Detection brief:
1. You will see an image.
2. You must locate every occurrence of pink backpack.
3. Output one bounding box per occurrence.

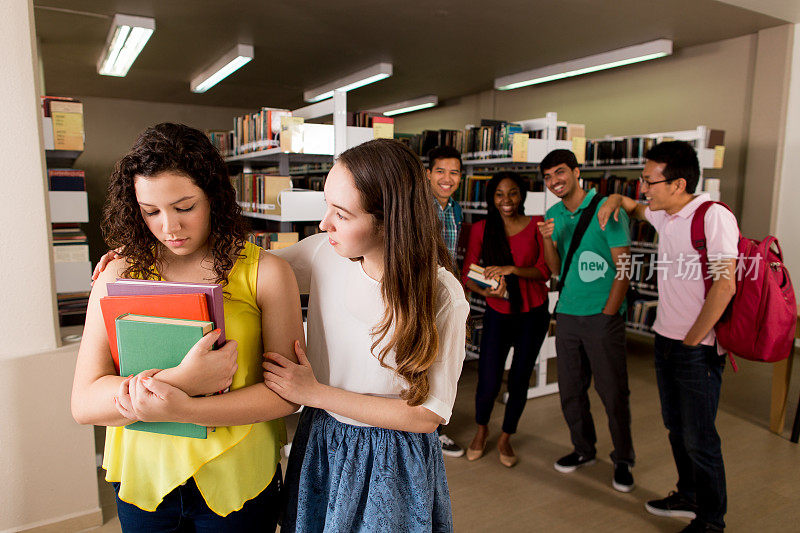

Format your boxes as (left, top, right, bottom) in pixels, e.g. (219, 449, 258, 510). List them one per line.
(691, 201, 797, 369)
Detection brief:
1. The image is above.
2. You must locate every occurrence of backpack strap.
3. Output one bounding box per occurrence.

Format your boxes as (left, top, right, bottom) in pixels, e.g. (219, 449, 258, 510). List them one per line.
(689, 199, 739, 371)
(557, 193, 603, 293)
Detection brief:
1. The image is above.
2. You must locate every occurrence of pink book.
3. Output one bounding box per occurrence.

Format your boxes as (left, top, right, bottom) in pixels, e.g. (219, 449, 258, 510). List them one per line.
(106, 279, 225, 347)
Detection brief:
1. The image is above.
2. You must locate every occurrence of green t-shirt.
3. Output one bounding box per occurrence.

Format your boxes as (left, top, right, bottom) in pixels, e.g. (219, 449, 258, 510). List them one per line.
(546, 189, 630, 316)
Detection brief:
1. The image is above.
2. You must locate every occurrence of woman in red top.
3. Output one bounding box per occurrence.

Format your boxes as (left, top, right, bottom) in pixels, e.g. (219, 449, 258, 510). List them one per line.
(462, 172, 551, 467)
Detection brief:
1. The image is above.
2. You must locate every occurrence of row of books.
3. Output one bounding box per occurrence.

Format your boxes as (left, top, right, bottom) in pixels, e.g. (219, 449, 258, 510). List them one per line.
(57, 291, 90, 319)
(231, 174, 292, 215)
(580, 174, 643, 199)
(454, 175, 491, 207)
(100, 278, 227, 439)
(626, 299, 659, 333)
(247, 231, 299, 250)
(207, 130, 234, 157)
(41, 96, 84, 152)
(222, 107, 293, 156)
(582, 129, 724, 167)
(630, 219, 659, 247)
(48, 168, 85, 191)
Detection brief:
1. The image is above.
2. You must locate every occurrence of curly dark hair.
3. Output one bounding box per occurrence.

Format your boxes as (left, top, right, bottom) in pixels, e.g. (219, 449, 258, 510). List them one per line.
(101, 122, 248, 285)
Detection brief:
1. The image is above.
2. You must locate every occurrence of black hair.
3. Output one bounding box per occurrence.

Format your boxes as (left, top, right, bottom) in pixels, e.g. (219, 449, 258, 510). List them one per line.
(645, 141, 700, 193)
(427, 145, 462, 171)
(540, 149, 579, 174)
(481, 171, 528, 312)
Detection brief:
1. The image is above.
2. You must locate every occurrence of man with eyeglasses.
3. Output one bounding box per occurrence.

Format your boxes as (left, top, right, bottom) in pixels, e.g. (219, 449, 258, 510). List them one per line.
(427, 145, 465, 458)
(599, 141, 737, 533)
(537, 149, 636, 493)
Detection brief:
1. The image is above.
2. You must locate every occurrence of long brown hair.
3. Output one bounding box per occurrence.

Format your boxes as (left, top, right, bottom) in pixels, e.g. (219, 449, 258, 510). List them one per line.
(102, 123, 248, 284)
(337, 139, 453, 406)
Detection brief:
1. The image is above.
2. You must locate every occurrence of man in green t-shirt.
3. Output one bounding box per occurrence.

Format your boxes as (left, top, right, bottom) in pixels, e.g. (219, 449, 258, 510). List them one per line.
(538, 149, 635, 493)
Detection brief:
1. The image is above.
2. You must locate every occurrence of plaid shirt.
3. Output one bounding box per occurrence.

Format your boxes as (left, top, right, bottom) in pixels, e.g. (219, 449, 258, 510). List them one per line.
(436, 197, 463, 261)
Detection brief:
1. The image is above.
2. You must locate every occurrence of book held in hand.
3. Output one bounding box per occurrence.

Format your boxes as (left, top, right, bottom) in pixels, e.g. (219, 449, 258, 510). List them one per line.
(100, 293, 210, 372)
(467, 264, 509, 298)
(116, 314, 214, 439)
(106, 279, 225, 346)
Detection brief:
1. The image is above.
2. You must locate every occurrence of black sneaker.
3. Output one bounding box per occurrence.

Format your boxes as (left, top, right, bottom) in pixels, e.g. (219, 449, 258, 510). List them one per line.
(680, 519, 724, 532)
(438, 434, 464, 458)
(553, 452, 596, 473)
(612, 463, 634, 492)
(645, 491, 698, 519)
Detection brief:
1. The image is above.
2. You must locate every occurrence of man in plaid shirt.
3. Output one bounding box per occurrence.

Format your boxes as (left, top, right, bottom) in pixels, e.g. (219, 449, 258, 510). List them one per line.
(427, 145, 465, 457)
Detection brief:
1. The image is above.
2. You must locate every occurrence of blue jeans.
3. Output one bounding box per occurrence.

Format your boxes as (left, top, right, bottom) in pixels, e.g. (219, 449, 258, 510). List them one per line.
(113, 466, 281, 533)
(654, 334, 726, 529)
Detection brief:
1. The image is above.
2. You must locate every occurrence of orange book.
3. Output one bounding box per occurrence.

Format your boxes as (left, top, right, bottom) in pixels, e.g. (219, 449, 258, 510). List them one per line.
(99, 293, 209, 372)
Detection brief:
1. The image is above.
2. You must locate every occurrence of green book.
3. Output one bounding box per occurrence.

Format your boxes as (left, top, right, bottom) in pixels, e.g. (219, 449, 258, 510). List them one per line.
(116, 313, 214, 439)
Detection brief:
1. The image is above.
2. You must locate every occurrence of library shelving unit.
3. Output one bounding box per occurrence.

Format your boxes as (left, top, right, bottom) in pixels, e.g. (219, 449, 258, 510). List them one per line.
(42, 97, 92, 330)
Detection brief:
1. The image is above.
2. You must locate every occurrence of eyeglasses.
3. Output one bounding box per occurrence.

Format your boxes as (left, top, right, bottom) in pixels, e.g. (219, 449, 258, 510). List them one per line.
(638, 176, 676, 188)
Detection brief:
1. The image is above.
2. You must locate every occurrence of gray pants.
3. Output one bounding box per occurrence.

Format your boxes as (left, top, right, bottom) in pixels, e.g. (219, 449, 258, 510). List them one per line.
(555, 312, 635, 465)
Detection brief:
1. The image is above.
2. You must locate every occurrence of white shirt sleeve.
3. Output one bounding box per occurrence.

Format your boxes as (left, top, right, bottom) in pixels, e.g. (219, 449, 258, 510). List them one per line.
(269, 232, 327, 293)
(705, 205, 739, 260)
(421, 273, 469, 424)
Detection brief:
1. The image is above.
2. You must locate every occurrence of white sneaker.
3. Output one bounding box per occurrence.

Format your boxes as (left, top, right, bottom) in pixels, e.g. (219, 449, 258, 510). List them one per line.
(439, 434, 465, 457)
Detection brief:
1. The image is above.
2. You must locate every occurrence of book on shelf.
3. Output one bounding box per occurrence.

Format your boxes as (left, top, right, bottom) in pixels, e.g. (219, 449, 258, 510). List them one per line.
(116, 314, 212, 439)
(100, 293, 211, 371)
(47, 99, 84, 151)
(232, 107, 292, 155)
(48, 168, 85, 191)
(248, 231, 299, 250)
(207, 130, 234, 157)
(626, 299, 658, 332)
(106, 279, 226, 347)
(454, 175, 491, 207)
(231, 174, 292, 215)
(371, 115, 394, 139)
(579, 174, 643, 199)
(463, 120, 523, 160)
(57, 291, 90, 317)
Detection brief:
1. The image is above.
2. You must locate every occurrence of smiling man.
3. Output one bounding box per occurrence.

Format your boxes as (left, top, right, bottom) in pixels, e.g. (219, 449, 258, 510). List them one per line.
(426, 145, 465, 458)
(537, 149, 635, 493)
(599, 141, 737, 533)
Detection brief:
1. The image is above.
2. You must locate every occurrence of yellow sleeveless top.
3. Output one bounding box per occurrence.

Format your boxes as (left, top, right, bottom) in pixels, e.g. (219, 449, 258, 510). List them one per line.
(102, 242, 286, 515)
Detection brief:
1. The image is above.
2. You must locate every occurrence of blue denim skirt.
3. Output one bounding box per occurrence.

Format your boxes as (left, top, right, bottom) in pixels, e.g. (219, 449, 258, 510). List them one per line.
(282, 407, 454, 533)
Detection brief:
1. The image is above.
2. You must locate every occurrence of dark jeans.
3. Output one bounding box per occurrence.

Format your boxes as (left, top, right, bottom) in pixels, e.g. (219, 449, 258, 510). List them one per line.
(555, 312, 635, 465)
(475, 304, 550, 434)
(654, 334, 727, 529)
(113, 466, 282, 533)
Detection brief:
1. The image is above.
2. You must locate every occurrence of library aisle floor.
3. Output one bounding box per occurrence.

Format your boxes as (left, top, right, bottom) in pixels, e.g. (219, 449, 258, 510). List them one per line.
(92, 336, 800, 532)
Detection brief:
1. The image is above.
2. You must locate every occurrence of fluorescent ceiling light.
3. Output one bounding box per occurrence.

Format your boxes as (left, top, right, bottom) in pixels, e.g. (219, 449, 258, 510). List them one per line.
(495, 39, 673, 90)
(304, 62, 393, 103)
(97, 14, 155, 77)
(370, 95, 438, 116)
(190, 44, 254, 93)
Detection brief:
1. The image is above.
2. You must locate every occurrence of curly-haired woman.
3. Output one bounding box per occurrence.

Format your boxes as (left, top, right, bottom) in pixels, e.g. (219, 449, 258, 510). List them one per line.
(72, 123, 304, 531)
(263, 139, 469, 532)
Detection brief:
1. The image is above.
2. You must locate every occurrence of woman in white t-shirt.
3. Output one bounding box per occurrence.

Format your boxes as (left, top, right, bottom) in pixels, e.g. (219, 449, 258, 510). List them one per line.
(265, 139, 469, 532)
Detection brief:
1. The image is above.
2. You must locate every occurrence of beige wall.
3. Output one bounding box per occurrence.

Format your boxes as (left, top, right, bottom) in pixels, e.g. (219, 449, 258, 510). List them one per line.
(394, 33, 761, 222)
(741, 25, 794, 239)
(775, 24, 800, 301)
(72, 97, 252, 264)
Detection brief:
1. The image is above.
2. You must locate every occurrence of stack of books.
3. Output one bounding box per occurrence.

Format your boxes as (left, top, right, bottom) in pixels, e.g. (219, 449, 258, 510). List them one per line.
(100, 279, 227, 439)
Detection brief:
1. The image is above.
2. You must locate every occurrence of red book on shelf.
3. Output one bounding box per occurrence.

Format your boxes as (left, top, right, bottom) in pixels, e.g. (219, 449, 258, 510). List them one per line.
(100, 293, 211, 372)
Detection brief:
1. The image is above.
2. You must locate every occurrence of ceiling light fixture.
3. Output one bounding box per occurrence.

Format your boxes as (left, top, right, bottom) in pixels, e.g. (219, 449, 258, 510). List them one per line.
(370, 95, 438, 116)
(97, 14, 155, 77)
(304, 62, 393, 103)
(190, 44, 254, 93)
(495, 39, 673, 91)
